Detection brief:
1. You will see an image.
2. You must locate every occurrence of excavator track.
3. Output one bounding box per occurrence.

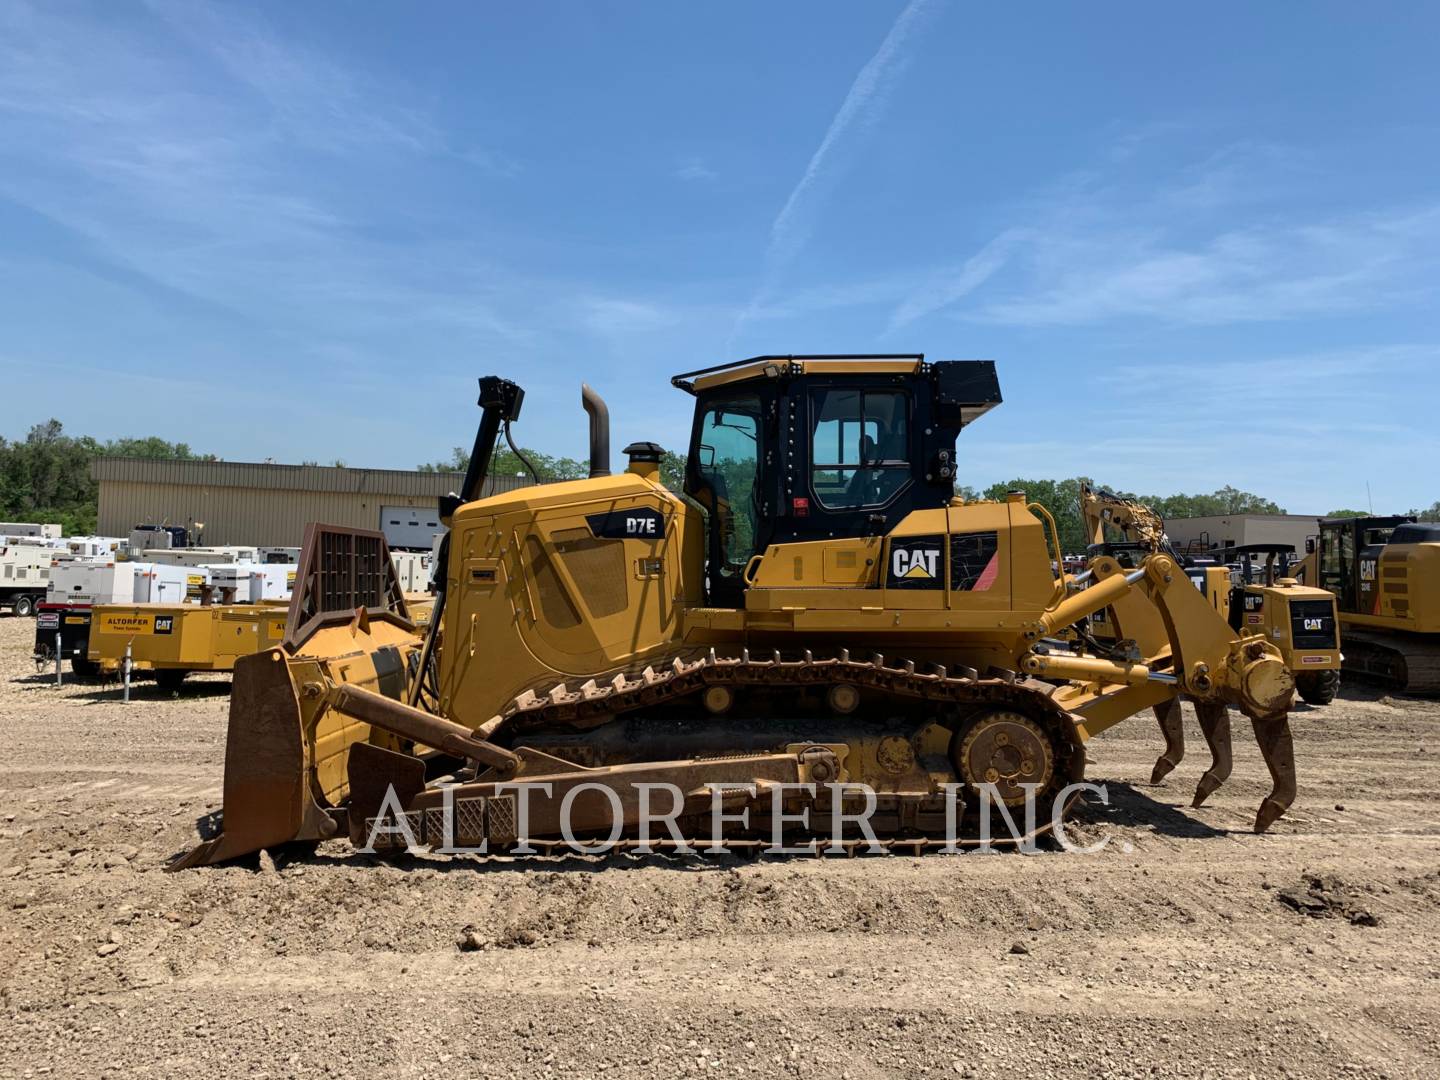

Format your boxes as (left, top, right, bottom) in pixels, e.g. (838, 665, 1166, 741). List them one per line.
(1340, 630, 1440, 693)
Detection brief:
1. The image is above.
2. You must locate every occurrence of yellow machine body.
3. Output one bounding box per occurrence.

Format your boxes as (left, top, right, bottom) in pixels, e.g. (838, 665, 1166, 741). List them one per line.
(1292, 518, 1440, 689)
(88, 602, 290, 675)
(175, 359, 1308, 868)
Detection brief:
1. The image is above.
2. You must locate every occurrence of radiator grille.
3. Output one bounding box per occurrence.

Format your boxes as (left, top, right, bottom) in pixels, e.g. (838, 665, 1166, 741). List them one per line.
(526, 536, 581, 629)
(553, 528, 628, 618)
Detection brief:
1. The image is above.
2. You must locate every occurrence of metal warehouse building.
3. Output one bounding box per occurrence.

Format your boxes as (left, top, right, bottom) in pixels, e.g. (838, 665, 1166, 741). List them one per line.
(92, 458, 531, 549)
(1166, 513, 1321, 556)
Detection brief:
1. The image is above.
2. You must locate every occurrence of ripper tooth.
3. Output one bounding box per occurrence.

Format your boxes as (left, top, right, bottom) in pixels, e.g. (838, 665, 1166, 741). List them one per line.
(1191, 702, 1233, 808)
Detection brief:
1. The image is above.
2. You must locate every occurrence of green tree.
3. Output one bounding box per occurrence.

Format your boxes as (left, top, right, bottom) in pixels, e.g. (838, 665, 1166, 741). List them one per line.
(417, 445, 588, 482)
(981, 477, 1091, 554)
(415, 447, 468, 473)
(1326, 508, 1369, 518)
(103, 436, 214, 461)
(1144, 486, 1285, 518)
(0, 420, 215, 536)
(660, 450, 688, 491)
(1410, 501, 1440, 523)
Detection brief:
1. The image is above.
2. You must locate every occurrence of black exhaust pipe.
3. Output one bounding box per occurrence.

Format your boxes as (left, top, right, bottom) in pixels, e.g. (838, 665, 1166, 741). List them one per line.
(582, 383, 611, 478)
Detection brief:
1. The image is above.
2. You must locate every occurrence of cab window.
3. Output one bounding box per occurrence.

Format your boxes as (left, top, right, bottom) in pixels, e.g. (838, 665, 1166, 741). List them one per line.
(695, 394, 762, 575)
(810, 389, 909, 509)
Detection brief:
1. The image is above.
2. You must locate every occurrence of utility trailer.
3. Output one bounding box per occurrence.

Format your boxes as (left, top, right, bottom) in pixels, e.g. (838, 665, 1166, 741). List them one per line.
(84, 563, 299, 686)
(128, 524, 193, 552)
(86, 602, 291, 688)
(143, 546, 260, 567)
(203, 563, 296, 603)
(61, 536, 126, 559)
(0, 543, 55, 616)
(390, 549, 434, 594)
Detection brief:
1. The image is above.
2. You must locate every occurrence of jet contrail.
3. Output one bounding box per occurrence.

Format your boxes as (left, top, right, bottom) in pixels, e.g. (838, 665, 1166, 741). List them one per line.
(732, 0, 937, 344)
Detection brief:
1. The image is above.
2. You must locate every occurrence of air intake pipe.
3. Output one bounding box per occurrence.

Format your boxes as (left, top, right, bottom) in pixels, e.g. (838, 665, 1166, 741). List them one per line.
(582, 383, 611, 478)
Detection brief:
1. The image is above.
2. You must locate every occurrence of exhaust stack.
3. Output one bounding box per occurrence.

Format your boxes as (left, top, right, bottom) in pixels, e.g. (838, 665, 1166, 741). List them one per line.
(582, 383, 611, 478)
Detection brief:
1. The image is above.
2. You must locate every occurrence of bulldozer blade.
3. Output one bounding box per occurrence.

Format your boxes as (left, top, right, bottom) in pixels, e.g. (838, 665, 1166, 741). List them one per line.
(347, 741, 427, 848)
(1251, 714, 1297, 833)
(1149, 698, 1185, 784)
(168, 649, 337, 870)
(1190, 702, 1233, 808)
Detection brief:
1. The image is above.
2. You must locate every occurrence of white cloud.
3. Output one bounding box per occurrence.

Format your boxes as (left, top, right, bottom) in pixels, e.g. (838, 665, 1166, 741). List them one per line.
(963, 344, 1440, 513)
(143, 0, 441, 155)
(674, 157, 716, 182)
(762, 0, 936, 272)
(0, 0, 533, 351)
(968, 204, 1440, 327)
(878, 135, 1440, 331)
(887, 228, 1030, 331)
(580, 297, 678, 336)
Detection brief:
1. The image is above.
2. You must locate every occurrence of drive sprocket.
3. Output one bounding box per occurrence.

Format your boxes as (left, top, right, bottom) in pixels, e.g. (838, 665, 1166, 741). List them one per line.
(953, 709, 1057, 806)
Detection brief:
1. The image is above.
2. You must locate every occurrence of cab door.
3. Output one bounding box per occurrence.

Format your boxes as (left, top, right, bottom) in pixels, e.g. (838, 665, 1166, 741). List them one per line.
(1319, 522, 1358, 614)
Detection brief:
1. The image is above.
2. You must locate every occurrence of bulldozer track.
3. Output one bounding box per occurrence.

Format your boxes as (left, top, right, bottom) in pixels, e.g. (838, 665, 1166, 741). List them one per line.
(428, 648, 1093, 852)
(494, 647, 1085, 749)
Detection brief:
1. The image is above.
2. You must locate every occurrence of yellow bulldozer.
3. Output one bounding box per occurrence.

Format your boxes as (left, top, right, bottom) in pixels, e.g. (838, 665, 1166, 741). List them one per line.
(174, 356, 1303, 868)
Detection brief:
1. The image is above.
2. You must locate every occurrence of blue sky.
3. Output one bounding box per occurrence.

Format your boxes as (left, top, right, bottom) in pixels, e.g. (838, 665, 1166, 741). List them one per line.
(3, 1, 1437, 513)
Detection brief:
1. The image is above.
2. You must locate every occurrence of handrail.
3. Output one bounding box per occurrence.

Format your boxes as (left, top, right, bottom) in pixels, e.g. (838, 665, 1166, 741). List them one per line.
(743, 554, 764, 586)
(1028, 501, 1066, 602)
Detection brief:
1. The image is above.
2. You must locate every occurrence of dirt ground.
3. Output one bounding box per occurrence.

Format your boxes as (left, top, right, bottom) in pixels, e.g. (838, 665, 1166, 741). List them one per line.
(2, 615, 1438, 1080)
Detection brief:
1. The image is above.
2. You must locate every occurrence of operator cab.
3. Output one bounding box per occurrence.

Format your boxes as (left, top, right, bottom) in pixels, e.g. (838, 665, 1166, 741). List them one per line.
(672, 355, 1001, 606)
(1317, 514, 1414, 615)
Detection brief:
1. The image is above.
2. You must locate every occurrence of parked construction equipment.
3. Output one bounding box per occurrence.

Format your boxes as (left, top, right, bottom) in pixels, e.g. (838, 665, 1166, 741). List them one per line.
(1079, 487, 1340, 699)
(1223, 544, 1340, 705)
(175, 357, 1305, 869)
(1291, 515, 1440, 691)
(86, 601, 290, 688)
(34, 561, 193, 675)
(0, 543, 54, 617)
(0, 522, 62, 539)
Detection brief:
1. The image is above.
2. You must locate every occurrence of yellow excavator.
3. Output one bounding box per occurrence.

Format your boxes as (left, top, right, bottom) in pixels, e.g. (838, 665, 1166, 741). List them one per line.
(174, 356, 1302, 868)
(1291, 515, 1440, 691)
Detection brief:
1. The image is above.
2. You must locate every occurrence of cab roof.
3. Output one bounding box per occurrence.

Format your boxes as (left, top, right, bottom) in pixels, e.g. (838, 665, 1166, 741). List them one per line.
(671, 354, 926, 395)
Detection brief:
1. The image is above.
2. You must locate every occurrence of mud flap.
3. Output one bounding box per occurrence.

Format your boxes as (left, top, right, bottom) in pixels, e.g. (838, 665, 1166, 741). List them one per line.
(168, 649, 337, 869)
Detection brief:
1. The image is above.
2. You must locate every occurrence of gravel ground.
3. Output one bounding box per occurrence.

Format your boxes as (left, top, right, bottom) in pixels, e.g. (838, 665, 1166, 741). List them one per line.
(2, 614, 1438, 1079)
